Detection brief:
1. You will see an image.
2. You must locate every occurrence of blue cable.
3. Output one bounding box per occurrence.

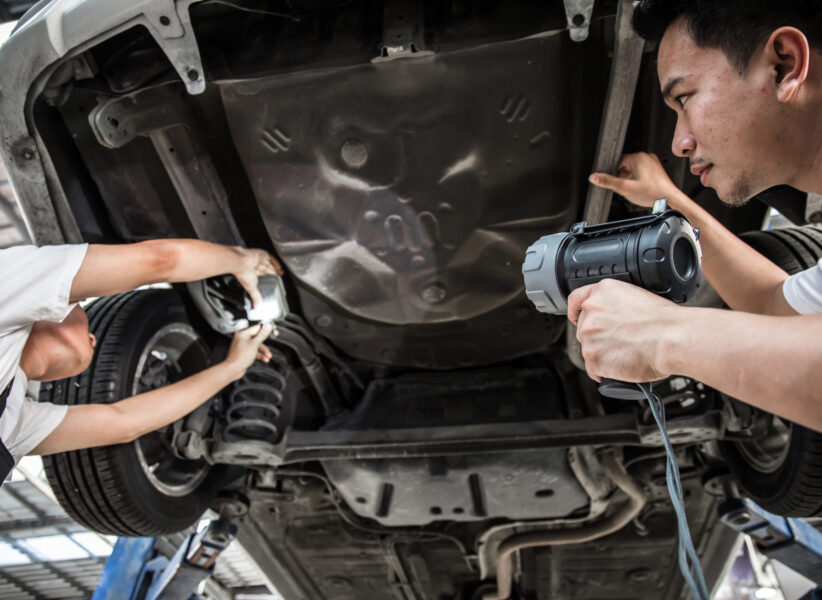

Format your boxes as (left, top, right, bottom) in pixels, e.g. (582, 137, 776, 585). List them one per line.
(637, 382, 710, 600)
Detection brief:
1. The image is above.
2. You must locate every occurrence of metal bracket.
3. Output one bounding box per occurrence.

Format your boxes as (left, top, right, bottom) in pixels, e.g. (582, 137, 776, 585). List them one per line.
(563, 0, 596, 42)
(143, 519, 236, 600)
(373, 1, 433, 63)
(637, 411, 724, 446)
(88, 86, 243, 245)
(141, 0, 205, 95)
(719, 497, 822, 584)
(476, 446, 612, 579)
(88, 87, 190, 149)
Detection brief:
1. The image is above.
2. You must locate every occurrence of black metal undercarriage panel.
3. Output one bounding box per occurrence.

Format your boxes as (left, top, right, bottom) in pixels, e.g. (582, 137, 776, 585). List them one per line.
(222, 31, 602, 368)
(223, 35, 578, 322)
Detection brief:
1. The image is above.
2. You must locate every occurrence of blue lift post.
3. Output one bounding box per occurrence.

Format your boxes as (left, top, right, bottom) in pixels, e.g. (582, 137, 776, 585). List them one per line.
(92, 519, 237, 600)
(718, 497, 822, 593)
(93, 537, 157, 600)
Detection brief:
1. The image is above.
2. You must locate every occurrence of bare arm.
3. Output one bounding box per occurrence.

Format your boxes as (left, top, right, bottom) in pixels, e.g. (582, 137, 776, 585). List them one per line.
(590, 153, 795, 315)
(31, 324, 273, 455)
(71, 239, 283, 307)
(660, 308, 822, 429)
(568, 279, 822, 431)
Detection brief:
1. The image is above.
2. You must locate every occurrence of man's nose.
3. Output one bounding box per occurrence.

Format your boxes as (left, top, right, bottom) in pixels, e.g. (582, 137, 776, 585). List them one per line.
(672, 117, 696, 157)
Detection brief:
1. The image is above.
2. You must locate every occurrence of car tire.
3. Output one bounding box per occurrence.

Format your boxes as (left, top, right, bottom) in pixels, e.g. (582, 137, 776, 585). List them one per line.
(720, 224, 822, 517)
(40, 289, 227, 536)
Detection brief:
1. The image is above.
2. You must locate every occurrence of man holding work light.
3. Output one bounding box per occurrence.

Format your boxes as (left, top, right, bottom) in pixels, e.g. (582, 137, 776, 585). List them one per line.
(574, 0, 822, 430)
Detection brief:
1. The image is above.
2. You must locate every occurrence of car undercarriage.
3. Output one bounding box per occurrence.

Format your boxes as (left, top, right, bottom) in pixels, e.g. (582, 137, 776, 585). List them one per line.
(2, 1, 822, 598)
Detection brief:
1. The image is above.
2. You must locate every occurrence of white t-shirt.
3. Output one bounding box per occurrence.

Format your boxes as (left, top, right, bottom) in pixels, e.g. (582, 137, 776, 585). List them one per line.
(0, 244, 88, 463)
(783, 259, 822, 315)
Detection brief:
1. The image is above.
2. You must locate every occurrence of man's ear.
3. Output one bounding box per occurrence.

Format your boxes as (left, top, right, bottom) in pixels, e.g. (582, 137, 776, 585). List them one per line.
(764, 26, 810, 103)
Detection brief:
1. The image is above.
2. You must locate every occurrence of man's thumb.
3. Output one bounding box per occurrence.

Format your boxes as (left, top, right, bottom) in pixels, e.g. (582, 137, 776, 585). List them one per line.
(589, 172, 621, 191)
(255, 323, 274, 340)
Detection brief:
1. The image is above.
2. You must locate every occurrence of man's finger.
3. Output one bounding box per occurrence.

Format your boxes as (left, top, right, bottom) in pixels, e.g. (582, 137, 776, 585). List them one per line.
(618, 152, 641, 170)
(588, 172, 626, 194)
(269, 256, 284, 275)
(580, 346, 602, 383)
(237, 324, 258, 339)
(567, 284, 596, 326)
(585, 364, 602, 384)
(254, 323, 274, 341)
(247, 286, 262, 309)
(575, 310, 587, 342)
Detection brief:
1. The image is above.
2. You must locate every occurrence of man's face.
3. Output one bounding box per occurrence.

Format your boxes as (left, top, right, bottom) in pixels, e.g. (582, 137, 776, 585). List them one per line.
(657, 19, 786, 205)
(22, 305, 97, 381)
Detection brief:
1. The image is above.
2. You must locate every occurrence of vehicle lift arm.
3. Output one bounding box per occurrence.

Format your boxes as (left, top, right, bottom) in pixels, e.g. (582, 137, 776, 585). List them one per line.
(92, 518, 236, 600)
(719, 497, 822, 598)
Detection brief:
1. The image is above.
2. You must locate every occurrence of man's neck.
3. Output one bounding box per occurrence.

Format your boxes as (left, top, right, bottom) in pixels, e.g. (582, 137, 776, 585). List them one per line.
(807, 134, 822, 195)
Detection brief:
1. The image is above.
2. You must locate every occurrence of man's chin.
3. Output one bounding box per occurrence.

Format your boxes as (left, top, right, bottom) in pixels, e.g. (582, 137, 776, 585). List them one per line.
(719, 194, 752, 208)
(715, 179, 755, 208)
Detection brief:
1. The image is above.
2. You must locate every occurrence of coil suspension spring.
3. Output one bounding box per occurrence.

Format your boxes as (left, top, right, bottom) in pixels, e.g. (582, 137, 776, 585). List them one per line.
(224, 348, 288, 443)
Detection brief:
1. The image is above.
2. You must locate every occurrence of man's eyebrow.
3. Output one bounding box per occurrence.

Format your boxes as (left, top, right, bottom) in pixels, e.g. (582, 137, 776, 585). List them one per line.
(661, 76, 684, 101)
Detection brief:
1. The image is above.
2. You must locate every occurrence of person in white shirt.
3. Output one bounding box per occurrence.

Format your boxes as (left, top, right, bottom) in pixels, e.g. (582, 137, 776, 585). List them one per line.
(0, 239, 281, 480)
(568, 0, 822, 432)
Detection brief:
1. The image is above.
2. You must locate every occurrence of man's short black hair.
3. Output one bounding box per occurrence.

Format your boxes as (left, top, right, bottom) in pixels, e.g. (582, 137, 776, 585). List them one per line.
(632, 0, 822, 72)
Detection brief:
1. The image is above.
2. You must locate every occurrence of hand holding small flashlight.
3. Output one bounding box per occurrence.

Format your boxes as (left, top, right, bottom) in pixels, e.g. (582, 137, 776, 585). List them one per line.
(243, 274, 289, 336)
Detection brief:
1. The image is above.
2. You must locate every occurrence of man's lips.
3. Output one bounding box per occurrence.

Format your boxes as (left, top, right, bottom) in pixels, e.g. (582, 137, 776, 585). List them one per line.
(691, 163, 713, 185)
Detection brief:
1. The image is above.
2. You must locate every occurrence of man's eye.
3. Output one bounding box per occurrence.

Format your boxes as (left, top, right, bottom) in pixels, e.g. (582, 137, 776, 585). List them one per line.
(675, 94, 689, 107)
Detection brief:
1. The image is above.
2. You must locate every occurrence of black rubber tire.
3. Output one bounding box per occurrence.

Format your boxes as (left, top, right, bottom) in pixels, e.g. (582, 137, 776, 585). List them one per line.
(40, 289, 227, 536)
(720, 224, 822, 517)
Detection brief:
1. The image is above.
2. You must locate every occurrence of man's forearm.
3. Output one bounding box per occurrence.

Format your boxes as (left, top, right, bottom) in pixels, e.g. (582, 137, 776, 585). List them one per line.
(660, 308, 822, 430)
(113, 359, 244, 442)
(149, 239, 247, 283)
(71, 239, 259, 302)
(665, 190, 794, 315)
(32, 359, 245, 455)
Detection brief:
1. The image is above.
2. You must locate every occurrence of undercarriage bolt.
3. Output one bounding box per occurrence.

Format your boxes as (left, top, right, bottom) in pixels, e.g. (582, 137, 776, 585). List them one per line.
(421, 282, 446, 303)
(728, 510, 751, 527)
(341, 139, 368, 169)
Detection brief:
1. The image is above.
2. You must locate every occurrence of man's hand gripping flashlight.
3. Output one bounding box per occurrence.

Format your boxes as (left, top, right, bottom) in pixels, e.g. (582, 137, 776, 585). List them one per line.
(522, 199, 702, 399)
